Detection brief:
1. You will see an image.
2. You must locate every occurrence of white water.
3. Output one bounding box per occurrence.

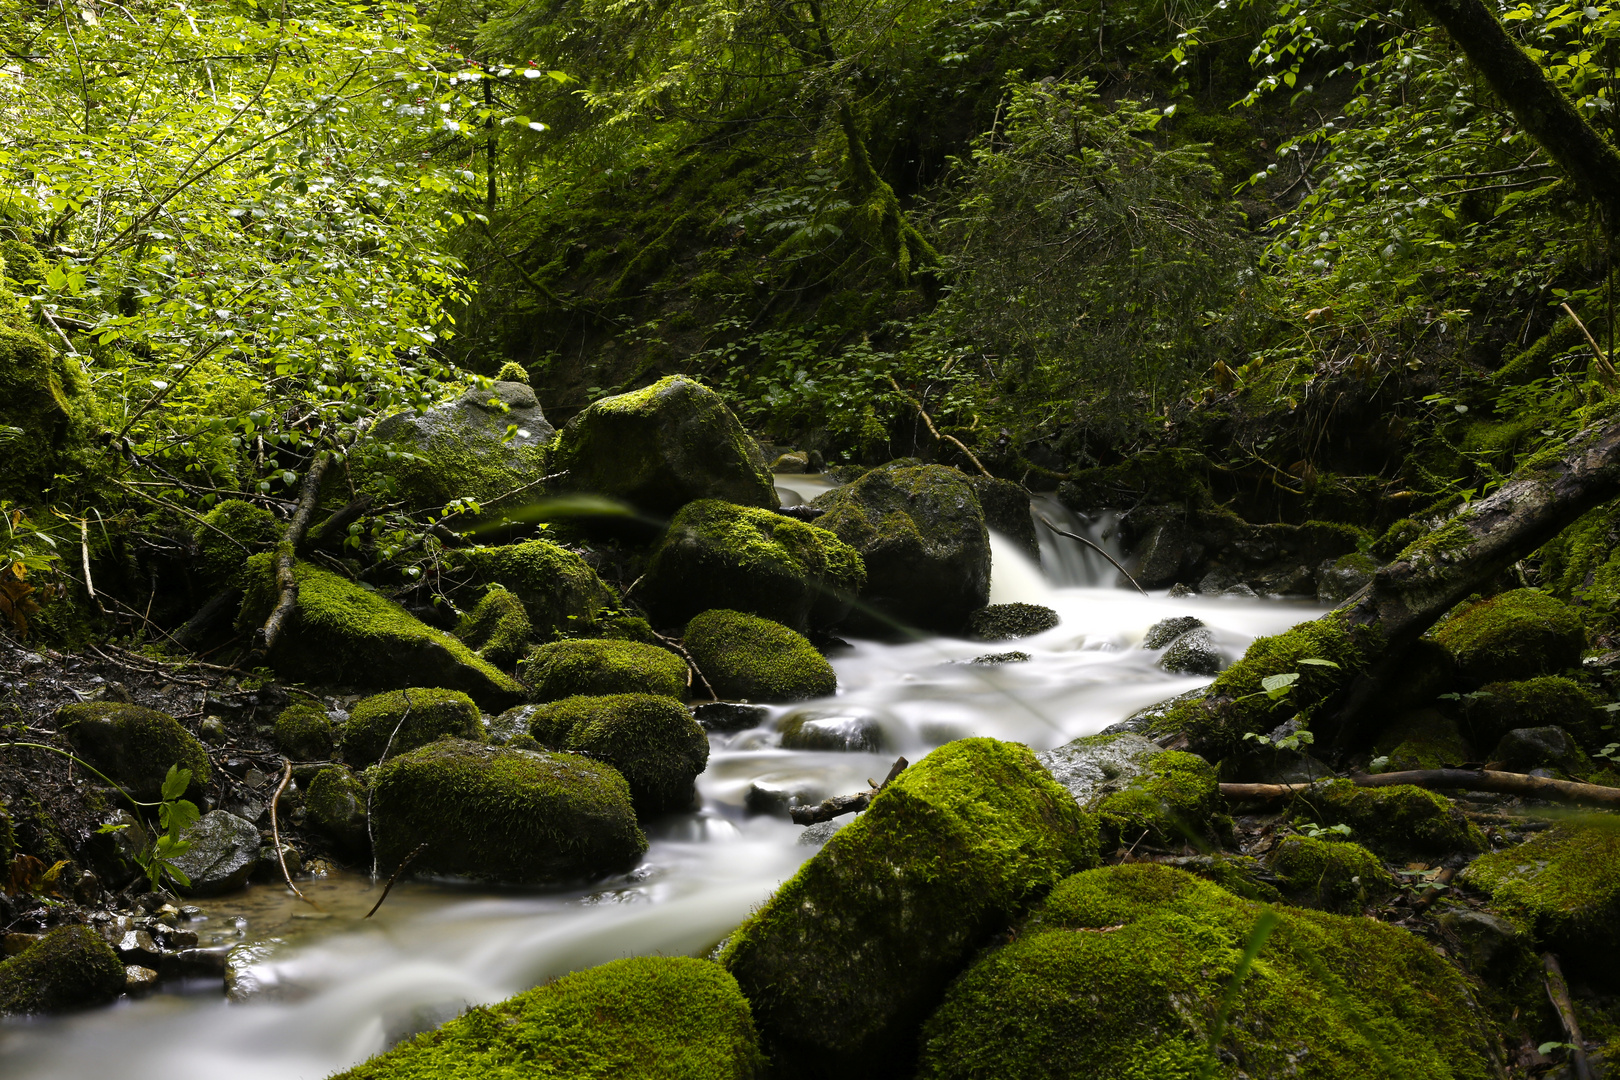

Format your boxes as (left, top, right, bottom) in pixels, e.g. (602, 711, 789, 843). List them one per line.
(0, 496, 1322, 1080)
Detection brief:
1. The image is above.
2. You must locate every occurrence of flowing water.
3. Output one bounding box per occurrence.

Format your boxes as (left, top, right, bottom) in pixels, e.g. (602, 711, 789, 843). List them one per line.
(0, 491, 1324, 1080)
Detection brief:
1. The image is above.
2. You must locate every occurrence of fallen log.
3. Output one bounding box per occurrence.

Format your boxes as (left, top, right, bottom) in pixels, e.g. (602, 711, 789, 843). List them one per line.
(790, 756, 908, 825)
(1543, 953, 1596, 1080)
(1219, 768, 1620, 809)
(251, 452, 330, 659)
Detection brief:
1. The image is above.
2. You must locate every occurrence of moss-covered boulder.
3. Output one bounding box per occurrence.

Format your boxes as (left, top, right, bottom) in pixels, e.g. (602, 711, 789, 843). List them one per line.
(1036, 732, 1167, 809)
(59, 702, 211, 800)
(778, 708, 886, 752)
(366, 379, 554, 510)
(1294, 779, 1486, 861)
(237, 554, 523, 710)
(1460, 818, 1620, 972)
(455, 587, 533, 667)
(0, 926, 125, 1016)
(332, 956, 762, 1080)
(342, 688, 483, 766)
(193, 499, 282, 590)
(1268, 834, 1396, 913)
(720, 738, 1098, 1071)
(1491, 725, 1591, 774)
(528, 694, 709, 815)
(636, 500, 865, 631)
(1373, 709, 1472, 771)
(1094, 749, 1231, 850)
(273, 701, 333, 761)
(306, 765, 370, 854)
(370, 739, 646, 884)
(1463, 675, 1605, 750)
(0, 319, 93, 501)
(1431, 588, 1585, 684)
(966, 603, 1059, 641)
(549, 375, 778, 515)
(447, 539, 618, 640)
(520, 639, 688, 702)
(916, 864, 1497, 1079)
(812, 464, 991, 633)
(684, 609, 836, 703)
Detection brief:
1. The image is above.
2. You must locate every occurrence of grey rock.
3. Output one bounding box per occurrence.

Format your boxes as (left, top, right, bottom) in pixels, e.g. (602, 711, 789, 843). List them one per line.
(693, 702, 769, 732)
(778, 709, 886, 752)
(1036, 732, 1165, 809)
(1101, 688, 1206, 738)
(967, 603, 1059, 642)
(797, 817, 856, 847)
(1160, 628, 1222, 676)
(168, 811, 260, 897)
(1316, 556, 1377, 604)
(1438, 909, 1527, 977)
(745, 775, 827, 816)
(966, 475, 1041, 561)
(373, 380, 554, 458)
(1125, 517, 1204, 590)
(486, 704, 540, 746)
(1493, 725, 1583, 772)
(254, 843, 301, 881)
(115, 929, 161, 964)
(966, 651, 1030, 666)
(224, 941, 279, 1003)
(1143, 616, 1205, 651)
(123, 965, 159, 995)
(1167, 583, 1198, 598)
(1219, 583, 1259, 599)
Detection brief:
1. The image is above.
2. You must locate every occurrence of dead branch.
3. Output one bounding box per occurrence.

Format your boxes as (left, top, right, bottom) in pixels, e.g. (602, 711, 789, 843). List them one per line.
(791, 756, 908, 825)
(652, 629, 718, 702)
(364, 842, 427, 919)
(252, 452, 330, 657)
(1559, 302, 1618, 389)
(1220, 768, 1620, 809)
(1543, 953, 1595, 1080)
(268, 759, 315, 907)
(887, 376, 993, 478)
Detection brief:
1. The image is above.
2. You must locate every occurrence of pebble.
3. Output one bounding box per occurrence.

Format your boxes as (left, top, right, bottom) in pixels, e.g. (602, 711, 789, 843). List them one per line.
(123, 965, 159, 995)
(116, 929, 162, 964)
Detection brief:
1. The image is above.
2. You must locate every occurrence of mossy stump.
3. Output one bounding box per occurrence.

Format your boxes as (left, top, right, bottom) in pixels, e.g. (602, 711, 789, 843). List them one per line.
(528, 694, 709, 815)
(0, 926, 125, 1016)
(58, 702, 211, 800)
(342, 688, 483, 766)
(684, 609, 836, 703)
(520, 639, 689, 703)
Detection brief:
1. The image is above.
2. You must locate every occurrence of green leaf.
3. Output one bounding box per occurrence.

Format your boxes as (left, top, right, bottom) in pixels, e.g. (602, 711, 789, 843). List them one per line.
(1297, 658, 1340, 668)
(1261, 672, 1300, 696)
(161, 765, 192, 802)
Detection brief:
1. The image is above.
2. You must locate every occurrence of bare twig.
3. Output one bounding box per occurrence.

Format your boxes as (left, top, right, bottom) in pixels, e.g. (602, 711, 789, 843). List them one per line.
(887, 376, 993, 478)
(1560, 302, 1619, 389)
(364, 842, 428, 920)
(652, 629, 718, 702)
(252, 453, 330, 658)
(269, 759, 315, 907)
(1543, 953, 1595, 1080)
(790, 756, 908, 825)
(1035, 512, 1148, 596)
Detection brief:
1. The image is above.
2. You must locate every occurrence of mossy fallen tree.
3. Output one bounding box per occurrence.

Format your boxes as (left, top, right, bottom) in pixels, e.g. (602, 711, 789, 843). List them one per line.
(1223, 767, 1620, 809)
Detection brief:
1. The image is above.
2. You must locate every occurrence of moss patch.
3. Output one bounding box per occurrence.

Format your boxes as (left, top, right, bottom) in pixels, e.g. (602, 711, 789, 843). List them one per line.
(520, 639, 689, 702)
(720, 737, 1098, 1071)
(273, 701, 333, 761)
(193, 499, 281, 589)
(342, 688, 483, 766)
(1431, 588, 1585, 684)
(1294, 779, 1485, 861)
(1269, 834, 1395, 913)
(332, 956, 762, 1080)
(449, 540, 617, 641)
(1539, 500, 1620, 636)
(1464, 675, 1604, 750)
(916, 864, 1496, 1080)
(1094, 750, 1231, 851)
(528, 694, 708, 815)
(370, 738, 647, 885)
(967, 603, 1060, 642)
(1373, 709, 1472, 771)
(455, 587, 533, 668)
(0, 925, 125, 1016)
(0, 318, 93, 502)
(684, 609, 836, 703)
(306, 765, 369, 854)
(58, 702, 211, 800)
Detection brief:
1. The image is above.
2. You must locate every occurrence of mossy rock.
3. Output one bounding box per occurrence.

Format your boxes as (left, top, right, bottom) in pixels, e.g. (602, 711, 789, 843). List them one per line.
(1540, 499, 1620, 636)
(1160, 627, 1222, 675)
(0, 798, 12, 869)
(1460, 817, 1620, 974)
(0, 926, 125, 1016)
(966, 603, 1059, 642)
(273, 701, 333, 761)
(1295, 779, 1485, 861)
(812, 464, 991, 633)
(193, 499, 282, 590)
(342, 688, 483, 766)
(1036, 732, 1167, 809)
(777, 708, 886, 752)
(916, 864, 1497, 1079)
(448, 540, 618, 641)
(520, 639, 689, 702)
(455, 586, 533, 668)
(306, 765, 369, 855)
(370, 738, 646, 884)
(1268, 834, 1395, 913)
(1463, 675, 1605, 750)
(528, 694, 709, 815)
(331, 956, 762, 1079)
(1431, 588, 1585, 684)
(0, 318, 94, 501)
(549, 375, 778, 515)
(684, 609, 836, 703)
(636, 500, 865, 631)
(1094, 750, 1231, 850)
(59, 702, 211, 800)
(965, 474, 1039, 560)
(720, 738, 1099, 1071)
(237, 554, 523, 711)
(1373, 709, 1472, 771)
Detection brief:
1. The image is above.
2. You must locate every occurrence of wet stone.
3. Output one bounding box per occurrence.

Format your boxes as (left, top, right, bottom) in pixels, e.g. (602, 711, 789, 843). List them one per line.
(966, 651, 1031, 666)
(746, 775, 826, 817)
(1142, 616, 1205, 650)
(1159, 628, 1222, 676)
(116, 929, 162, 964)
(693, 701, 770, 732)
(779, 709, 886, 752)
(167, 811, 261, 897)
(123, 965, 159, 995)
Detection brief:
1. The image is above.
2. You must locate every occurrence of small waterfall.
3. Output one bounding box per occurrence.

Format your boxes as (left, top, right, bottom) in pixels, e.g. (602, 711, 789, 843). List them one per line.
(1030, 496, 1126, 588)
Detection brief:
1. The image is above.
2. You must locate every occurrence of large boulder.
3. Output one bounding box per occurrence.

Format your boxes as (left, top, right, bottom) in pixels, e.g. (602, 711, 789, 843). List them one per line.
(636, 500, 865, 631)
(1036, 732, 1167, 808)
(684, 610, 836, 703)
(367, 378, 554, 510)
(964, 475, 1038, 560)
(916, 864, 1498, 1079)
(342, 688, 484, 765)
(332, 956, 762, 1080)
(59, 703, 211, 800)
(447, 539, 618, 640)
(238, 555, 523, 711)
(812, 464, 990, 633)
(306, 766, 370, 855)
(1462, 675, 1605, 750)
(720, 738, 1098, 1072)
(369, 739, 646, 884)
(167, 811, 260, 897)
(1431, 588, 1585, 685)
(520, 639, 688, 703)
(549, 375, 778, 515)
(0, 926, 125, 1016)
(528, 694, 709, 815)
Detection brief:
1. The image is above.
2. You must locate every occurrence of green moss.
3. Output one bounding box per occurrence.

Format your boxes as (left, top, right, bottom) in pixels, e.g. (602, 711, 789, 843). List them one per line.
(684, 609, 836, 703)
(0, 239, 47, 290)
(369, 738, 647, 884)
(528, 694, 708, 815)
(1374, 709, 1472, 771)
(520, 639, 688, 702)
(494, 361, 530, 384)
(193, 499, 281, 589)
(0, 926, 126, 1016)
(343, 688, 484, 766)
(273, 701, 333, 760)
(455, 587, 533, 668)
(0, 318, 92, 501)
(967, 603, 1060, 642)
(1293, 779, 1485, 860)
(1539, 500, 1620, 635)
(59, 702, 211, 800)
(916, 864, 1497, 1080)
(1269, 834, 1395, 913)
(449, 540, 617, 641)
(306, 765, 369, 854)
(1373, 518, 1426, 561)
(637, 500, 865, 631)
(1430, 588, 1585, 683)
(237, 554, 523, 710)
(549, 375, 778, 515)
(331, 956, 762, 1080)
(1463, 675, 1604, 749)
(721, 737, 1099, 1070)
(1094, 751, 1232, 851)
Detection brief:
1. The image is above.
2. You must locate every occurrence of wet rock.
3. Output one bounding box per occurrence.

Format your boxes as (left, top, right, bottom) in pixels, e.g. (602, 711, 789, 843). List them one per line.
(1267, 834, 1395, 913)
(254, 843, 302, 881)
(965, 475, 1040, 561)
(528, 694, 709, 815)
(745, 774, 827, 816)
(1158, 627, 1222, 675)
(966, 602, 1059, 641)
(58, 702, 212, 800)
(1316, 552, 1377, 604)
(813, 463, 991, 633)
(306, 766, 370, 854)
(1431, 587, 1586, 685)
(519, 639, 688, 703)
(123, 965, 159, 995)
(168, 811, 260, 897)
(115, 929, 162, 965)
(1100, 687, 1206, 739)
(797, 817, 854, 847)
(486, 704, 540, 745)
(684, 609, 836, 703)
(637, 500, 865, 631)
(1142, 615, 1204, 650)
(772, 451, 809, 473)
(342, 688, 483, 765)
(1122, 513, 1202, 590)
(0, 926, 125, 1015)
(199, 717, 227, 742)
(778, 709, 886, 752)
(692, 702, 769, 732)
(1491, 725, 1587, 773)
(549, 374, 778, 515)
(1036, 732, 1164, 808)
(966, 651, 1030, 665)
(224, 941, 278, 1003)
